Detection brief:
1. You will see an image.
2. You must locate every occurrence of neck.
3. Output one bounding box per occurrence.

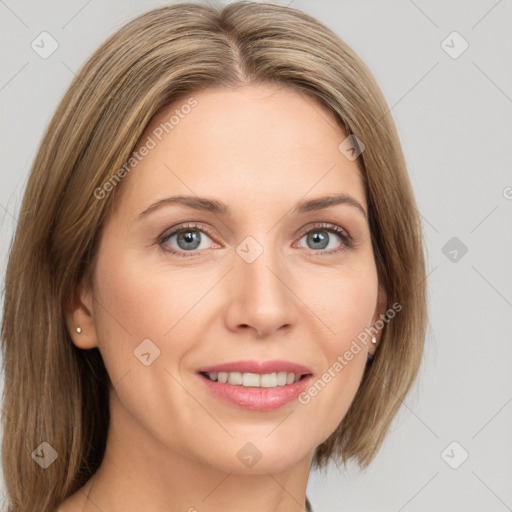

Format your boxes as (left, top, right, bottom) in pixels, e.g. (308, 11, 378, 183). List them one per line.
(80, 390, 313, 512)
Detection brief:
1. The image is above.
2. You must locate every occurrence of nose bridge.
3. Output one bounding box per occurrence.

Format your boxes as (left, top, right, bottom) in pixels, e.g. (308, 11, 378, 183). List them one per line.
(241, 246, 284, 300)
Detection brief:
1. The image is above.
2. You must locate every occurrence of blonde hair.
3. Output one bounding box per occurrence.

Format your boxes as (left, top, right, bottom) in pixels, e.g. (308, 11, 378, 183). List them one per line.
(1, 2, 427, 510)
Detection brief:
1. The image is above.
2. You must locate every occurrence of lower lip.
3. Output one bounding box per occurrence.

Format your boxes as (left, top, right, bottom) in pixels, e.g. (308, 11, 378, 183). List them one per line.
(199, 374, 312, 411)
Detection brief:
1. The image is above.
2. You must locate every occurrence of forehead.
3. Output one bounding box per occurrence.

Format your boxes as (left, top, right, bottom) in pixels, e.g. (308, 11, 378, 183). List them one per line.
(117, 83, 367, 216)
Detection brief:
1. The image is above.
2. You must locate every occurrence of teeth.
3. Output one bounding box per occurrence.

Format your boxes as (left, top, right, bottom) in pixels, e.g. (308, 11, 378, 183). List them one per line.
(260, 373, 277, 387)
(243, 373, 261, 387)
(276, 372, 287, 386)
(206, 371, 301, 388)
(227, 372, 242, 385)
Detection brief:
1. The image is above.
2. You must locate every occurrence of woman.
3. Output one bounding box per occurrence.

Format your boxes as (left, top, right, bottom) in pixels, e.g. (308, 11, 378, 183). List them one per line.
(1, 2, 427, 511)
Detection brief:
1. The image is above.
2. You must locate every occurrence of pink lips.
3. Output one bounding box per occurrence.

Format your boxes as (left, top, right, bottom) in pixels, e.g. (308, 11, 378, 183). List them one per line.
(197, 359, 313, 412)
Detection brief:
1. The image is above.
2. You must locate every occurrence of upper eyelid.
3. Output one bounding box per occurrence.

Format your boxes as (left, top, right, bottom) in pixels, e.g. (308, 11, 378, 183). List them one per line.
(161, 222, 216, 239)
(296, 222, 349, 238)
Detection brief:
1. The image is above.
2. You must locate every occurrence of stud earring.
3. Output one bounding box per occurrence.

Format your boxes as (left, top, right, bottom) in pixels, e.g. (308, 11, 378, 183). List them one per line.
(76, 327, 82, 334)
(371, 334, 376, 344)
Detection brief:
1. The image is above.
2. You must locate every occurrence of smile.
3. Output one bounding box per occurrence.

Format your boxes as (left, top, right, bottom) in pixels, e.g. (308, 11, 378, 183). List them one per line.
(197, 360, 313, 411)
(202, 371, 302, 388)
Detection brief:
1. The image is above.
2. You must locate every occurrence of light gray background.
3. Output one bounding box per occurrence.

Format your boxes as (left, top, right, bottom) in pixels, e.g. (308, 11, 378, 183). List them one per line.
(1, 1, 511, 511)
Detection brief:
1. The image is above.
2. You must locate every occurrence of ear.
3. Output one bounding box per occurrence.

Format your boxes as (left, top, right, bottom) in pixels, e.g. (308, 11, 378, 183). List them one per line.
(369, 284, 387, 355)
(65, 280, 99, 350)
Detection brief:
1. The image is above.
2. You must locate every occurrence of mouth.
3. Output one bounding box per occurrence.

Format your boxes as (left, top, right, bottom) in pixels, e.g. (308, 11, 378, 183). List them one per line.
(197, 360, 313, 411)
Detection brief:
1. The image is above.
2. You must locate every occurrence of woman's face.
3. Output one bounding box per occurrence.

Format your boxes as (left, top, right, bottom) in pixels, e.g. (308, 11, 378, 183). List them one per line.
(76, 83, 386, 474)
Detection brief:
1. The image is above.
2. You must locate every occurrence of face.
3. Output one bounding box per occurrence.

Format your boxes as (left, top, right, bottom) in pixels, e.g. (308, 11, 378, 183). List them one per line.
(71, 83, 386, 475)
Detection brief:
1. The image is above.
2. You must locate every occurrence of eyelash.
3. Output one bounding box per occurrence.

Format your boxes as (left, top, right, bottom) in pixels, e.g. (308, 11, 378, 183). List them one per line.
(158, 222, 354, 258)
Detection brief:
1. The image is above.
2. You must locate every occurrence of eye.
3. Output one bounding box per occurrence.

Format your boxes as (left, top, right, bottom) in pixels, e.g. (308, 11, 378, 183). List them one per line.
(159, 223, 218, 256)
(158, 221, 353, 258)
(295, 223, 353, 255)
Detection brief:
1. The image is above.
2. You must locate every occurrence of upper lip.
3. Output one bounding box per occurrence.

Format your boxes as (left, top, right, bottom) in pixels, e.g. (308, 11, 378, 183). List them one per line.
(197, 360, 312, 375)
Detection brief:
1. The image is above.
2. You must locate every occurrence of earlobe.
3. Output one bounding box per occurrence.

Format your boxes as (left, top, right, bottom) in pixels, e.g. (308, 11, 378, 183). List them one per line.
(369, 284, 388, 354)
(65, 281, 99, 349)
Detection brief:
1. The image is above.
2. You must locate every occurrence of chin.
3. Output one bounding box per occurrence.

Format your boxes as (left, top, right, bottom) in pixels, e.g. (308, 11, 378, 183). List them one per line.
(187, 431, 316, 475)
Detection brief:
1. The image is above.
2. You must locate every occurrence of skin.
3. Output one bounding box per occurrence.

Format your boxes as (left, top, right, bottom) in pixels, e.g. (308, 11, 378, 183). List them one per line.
(61, 83, 386, 512)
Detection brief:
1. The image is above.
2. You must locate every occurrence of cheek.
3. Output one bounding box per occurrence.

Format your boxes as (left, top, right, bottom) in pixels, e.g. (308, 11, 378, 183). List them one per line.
(89, 246, 207, 441)
(297, 323, 370, 449)
(304, 262, 379, 351)
(293, 265, 377, 442)
(89, 240, 220, 394)
(92, 241, 193, 339)
(89, 242, 173, 381)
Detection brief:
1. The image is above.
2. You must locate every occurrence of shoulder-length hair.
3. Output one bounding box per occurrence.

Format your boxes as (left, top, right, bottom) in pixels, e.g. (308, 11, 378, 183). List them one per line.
(1, 2, 427, 510)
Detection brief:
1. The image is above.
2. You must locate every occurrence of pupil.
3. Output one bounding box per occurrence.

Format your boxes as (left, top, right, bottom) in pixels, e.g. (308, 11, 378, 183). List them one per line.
(308, 231, 328, 250)
(178, 230, 201, 250)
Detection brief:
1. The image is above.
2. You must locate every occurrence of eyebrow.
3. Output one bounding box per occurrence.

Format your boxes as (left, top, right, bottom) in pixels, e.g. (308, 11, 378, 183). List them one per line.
(138, 193, 367, 219)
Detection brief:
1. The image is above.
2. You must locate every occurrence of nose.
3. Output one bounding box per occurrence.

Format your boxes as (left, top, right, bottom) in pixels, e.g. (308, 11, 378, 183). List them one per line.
(224, 244, 297, 338)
